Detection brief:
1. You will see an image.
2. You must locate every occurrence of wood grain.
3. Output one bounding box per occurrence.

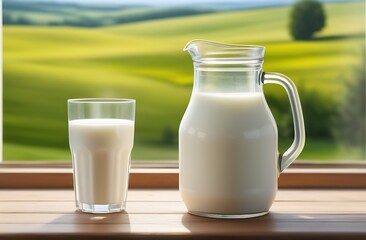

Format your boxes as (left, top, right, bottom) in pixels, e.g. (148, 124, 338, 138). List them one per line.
(0, 189, 365, 239)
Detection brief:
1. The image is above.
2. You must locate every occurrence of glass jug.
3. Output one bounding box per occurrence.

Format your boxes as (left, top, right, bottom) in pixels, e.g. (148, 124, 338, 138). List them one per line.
(179, 40, 305, 219)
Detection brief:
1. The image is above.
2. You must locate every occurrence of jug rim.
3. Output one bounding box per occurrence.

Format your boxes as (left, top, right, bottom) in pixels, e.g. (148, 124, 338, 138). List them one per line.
(184, 39, 265, 64)
(183, 39, 265, 51)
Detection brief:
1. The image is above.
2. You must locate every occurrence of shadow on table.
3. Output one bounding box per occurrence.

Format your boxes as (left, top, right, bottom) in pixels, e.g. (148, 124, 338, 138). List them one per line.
(181, 211, 277, 235)
(182, 213, 276, 239)
(182, 211, 366, 237)
(39, 209, 131, 236)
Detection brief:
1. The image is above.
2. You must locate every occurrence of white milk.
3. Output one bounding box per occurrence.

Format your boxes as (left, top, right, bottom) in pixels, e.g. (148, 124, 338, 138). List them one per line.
(69, 118, 134, 205)
(179, 92, 278, 215)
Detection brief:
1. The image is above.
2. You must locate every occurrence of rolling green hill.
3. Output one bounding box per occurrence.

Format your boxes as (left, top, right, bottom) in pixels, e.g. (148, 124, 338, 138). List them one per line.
(3, 1, 365, 161)
(3, 0, 215, 27)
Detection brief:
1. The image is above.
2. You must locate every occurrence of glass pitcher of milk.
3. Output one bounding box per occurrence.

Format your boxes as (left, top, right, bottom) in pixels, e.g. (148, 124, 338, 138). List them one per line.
(179, 40, 305, 219)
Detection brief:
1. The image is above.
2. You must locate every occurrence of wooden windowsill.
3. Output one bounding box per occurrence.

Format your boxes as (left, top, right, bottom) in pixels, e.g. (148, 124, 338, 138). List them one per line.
(0, 163, 365, 189)
(0, 189, 365, 239)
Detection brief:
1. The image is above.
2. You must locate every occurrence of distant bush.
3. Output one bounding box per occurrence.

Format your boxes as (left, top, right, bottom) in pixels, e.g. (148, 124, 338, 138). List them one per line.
(162, 126, 176, 145)
(264, 93, 293, 140)
(3, 13, 13, 24)
(3, 13, 32, 25)
(16, 16, 32, 25)
(63, 17, 103, 27)
(289, 0, 326, 40)
(266, 88, 338, 141)
(337, 56, 365, 151)
(300, 89, 338, 139)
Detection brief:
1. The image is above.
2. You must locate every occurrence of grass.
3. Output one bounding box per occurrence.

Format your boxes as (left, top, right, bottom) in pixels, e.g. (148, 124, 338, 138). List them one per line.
(3, 1, 365, 161)
(3, 142, 179, 161)
(4, 138, 364, 161)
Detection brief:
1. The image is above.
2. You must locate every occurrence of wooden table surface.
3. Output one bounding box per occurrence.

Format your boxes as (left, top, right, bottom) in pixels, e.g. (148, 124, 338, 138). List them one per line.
(0, 189, 365, 239)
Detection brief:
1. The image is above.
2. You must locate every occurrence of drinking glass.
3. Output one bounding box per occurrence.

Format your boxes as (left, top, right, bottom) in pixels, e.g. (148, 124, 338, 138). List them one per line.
(68, 98, 135, 213)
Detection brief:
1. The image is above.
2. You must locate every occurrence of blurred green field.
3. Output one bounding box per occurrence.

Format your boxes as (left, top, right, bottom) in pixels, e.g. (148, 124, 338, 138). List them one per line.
(4, 0, 215, 27)
(3, 1, 365, 161)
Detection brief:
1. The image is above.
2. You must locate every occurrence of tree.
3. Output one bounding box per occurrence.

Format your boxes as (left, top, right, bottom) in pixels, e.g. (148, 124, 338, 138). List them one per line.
(289, 0, 326, 40)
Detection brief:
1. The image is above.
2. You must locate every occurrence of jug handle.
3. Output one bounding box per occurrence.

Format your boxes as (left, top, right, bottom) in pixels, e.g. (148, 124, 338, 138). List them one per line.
(261, 72, 305, 173)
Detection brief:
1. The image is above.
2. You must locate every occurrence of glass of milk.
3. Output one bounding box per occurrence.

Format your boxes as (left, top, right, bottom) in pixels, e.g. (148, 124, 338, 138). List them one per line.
(68, 98, 135, 213)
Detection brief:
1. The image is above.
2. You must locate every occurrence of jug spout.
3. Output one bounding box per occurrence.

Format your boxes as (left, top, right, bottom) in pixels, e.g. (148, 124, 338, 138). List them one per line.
(183, 39, 265, 63)
(183, 39, 220, 61)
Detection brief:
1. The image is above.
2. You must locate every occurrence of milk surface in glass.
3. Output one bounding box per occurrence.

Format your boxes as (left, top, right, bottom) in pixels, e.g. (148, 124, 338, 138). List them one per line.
(179, 92, 278, 214)
(69, 118, 134, 207)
